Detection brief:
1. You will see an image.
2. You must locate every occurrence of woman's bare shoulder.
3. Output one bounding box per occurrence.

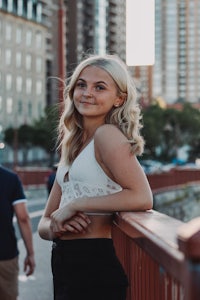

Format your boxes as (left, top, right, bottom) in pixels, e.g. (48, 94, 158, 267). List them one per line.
(94, 124, 127, 145)
(94, 124, 130, 164)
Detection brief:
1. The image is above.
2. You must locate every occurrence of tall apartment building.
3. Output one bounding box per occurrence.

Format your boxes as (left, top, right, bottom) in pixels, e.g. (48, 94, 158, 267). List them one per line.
(136, 0, 200, 106)
(64, 0, 126, 76)
(0, 0, 46, 130)
(0, 0, 126, 164)
(0, 0, 63, 164)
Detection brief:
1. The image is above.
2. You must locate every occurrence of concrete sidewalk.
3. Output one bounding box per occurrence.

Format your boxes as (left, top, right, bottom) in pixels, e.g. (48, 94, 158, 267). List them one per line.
(18, 233, 53, 300)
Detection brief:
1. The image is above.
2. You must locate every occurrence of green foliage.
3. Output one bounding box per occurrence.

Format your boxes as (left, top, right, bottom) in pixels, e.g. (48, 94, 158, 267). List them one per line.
(142, 103, 200, 162)
(18, 124, 35, 148)
(4, 127, 14, 145)
(33, 105, 59, 153)
(3, 105, 59, 165)
(3, 102, 200, 164)
(142, 104, 165, 157)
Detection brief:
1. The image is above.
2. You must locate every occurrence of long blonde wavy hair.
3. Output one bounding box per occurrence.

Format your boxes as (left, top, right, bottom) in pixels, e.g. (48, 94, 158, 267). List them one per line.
(58, 54, 144, 165)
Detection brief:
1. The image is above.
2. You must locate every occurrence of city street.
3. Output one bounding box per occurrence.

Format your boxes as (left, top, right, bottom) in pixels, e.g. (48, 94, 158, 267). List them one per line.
(15, 187, 54, 300)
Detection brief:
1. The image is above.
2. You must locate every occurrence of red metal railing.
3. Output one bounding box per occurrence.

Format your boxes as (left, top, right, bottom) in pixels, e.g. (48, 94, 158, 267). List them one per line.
(14, 168, 200, 191)
(112, 210, 200, 300)
(147, 169, 200, 191)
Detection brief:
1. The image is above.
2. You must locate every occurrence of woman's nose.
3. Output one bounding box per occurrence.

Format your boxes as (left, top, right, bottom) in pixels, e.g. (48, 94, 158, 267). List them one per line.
(83, 88, 93, 97)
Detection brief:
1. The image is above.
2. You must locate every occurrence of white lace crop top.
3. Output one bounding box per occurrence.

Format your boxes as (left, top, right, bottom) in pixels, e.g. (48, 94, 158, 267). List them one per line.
(56, 139, 122, 215)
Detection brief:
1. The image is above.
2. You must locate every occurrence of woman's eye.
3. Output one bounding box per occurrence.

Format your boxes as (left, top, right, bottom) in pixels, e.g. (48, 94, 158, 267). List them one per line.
(96, 85, 105, 91)
(76, 82, 86, 88)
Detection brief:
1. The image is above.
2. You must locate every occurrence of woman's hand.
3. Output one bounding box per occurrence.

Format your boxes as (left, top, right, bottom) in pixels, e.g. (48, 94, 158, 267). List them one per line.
(63, 212, 91, 233)
(50, 203, 76, 233)
(50, 206, 91, 235)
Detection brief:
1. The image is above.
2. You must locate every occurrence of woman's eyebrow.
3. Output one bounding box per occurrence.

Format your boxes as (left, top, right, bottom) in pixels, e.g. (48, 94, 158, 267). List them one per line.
(96, 80, 108, 86)
(77, 78, 108, 86)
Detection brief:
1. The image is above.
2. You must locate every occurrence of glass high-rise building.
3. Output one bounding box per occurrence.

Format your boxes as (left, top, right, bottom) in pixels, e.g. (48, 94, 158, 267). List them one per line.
(154, 0, 200, 104)
(135, 0, 200, 106)
(0, 0, 50, 129)
(64, 0, 126, 75)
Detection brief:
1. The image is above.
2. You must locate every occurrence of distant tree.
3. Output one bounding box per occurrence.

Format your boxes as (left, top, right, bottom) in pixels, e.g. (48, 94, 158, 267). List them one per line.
(142, 104, 165, 159)
(33, 105, 59, 166)
(142, 103, 200, 162)
(4, 127, 14, 145)
(4, 105, 60, 166)
(18, 124, 35, 164)
(178, 103, 200, 144)
(4, 124, 35, 164)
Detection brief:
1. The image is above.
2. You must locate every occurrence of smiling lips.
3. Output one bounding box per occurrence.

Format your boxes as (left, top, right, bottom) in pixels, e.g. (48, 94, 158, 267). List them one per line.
(80, 100, 95, 105)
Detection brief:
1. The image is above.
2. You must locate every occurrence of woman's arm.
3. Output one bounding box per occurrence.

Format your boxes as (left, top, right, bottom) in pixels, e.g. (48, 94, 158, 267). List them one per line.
(38, 180, 91, 240)
(50, 125, 153, 230)
(38, 180, 62, 240)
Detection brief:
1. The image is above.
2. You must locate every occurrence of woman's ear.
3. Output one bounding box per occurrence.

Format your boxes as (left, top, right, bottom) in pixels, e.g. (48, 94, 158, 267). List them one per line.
(114, 93, 126, 107)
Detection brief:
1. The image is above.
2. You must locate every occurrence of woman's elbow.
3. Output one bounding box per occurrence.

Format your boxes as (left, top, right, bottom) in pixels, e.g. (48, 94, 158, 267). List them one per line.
(37, 219, 46, 239)
(142, 192, 153, 210)
(38, 217, 54, 241)
(133, 190, 153, 211)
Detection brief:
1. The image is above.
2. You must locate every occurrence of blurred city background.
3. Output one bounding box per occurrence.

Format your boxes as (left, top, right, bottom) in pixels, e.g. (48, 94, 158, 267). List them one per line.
(0, 0, 200, 172)
(0, 0, 200, 223)
(1, 1, 200, 299)
(0, 0, 200, 217)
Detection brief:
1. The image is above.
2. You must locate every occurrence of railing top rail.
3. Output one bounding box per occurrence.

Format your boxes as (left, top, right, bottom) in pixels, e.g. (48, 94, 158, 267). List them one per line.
(114, 210, 183, 255)
(114, 210, 200, 282)
(177, 217, 200, 259)
(113, 210, 200, 300)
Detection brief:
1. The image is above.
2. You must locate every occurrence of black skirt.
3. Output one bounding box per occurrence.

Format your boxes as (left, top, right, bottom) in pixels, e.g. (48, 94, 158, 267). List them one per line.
(51, 238, 128, 300)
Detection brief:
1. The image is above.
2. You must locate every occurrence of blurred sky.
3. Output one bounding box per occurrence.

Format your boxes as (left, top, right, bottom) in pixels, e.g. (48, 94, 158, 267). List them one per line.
(126, 0, 155, 66)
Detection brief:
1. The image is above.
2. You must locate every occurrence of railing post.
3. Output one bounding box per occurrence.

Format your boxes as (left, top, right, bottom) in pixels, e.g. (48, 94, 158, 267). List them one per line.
(177, 217, 200, 300)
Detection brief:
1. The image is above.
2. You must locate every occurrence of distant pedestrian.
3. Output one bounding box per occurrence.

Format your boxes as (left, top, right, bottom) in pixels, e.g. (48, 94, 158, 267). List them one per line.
(47, 166, 57, 195)
(38, 54, 153, 300)
(0, 165, 35, 300)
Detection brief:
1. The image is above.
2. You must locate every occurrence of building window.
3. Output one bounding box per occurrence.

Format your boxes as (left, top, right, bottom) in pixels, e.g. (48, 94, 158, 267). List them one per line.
(16, 52, 22, 68)
(26, 30, 32, 47)
(5, 49, 12, 65)
(36, 31, 42, 49)
(5, 23, 12, 41)
(8, 0, 13, 12)
(16, 76, 23, 92)
(26, 78, 32, 94)
(36, 80, 42, 95)
(27, 0, 33, 19)
(36, 57, 42, 73)
(17, 0, 23, 16)
(18, 100, 22, 114)
(38, 101, 43, 116)
(28, 101, 32, 117)
(7, 97, 13, 114)
(16, 27, 22, 44)
(26, 54, 32, 70)
(6, 74, 12, 90)
(36, 3, 42, 22)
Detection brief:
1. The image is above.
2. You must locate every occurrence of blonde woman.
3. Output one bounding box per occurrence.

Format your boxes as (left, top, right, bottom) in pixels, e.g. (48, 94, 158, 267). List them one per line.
(38, 54, 153, 300)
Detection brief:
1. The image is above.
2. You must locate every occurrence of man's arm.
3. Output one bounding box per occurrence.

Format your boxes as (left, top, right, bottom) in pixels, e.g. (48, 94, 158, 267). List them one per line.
(14, 202, 35, 276)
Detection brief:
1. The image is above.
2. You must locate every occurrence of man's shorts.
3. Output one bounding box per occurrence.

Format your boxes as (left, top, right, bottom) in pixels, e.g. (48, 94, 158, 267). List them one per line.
(0, 256, 19, 300)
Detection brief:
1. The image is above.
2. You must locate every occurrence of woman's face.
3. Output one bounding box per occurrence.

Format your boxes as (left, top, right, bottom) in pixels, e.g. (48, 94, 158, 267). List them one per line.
(73, 65, 122, 121)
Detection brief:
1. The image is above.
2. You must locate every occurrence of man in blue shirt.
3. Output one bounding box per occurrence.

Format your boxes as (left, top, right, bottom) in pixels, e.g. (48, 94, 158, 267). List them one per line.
(0, 166, 35, 300)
